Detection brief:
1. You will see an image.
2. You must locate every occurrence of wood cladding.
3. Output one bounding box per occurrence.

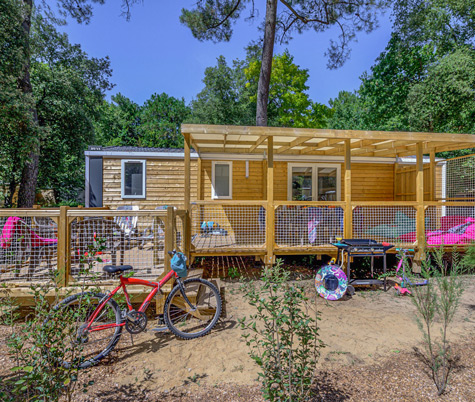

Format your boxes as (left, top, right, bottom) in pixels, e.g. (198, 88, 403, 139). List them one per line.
(102, 157, 419, 207)
(103, 158, 198, 209)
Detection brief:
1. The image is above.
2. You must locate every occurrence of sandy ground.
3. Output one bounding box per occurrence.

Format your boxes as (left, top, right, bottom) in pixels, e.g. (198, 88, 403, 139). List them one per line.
(1, 275, 474, 401)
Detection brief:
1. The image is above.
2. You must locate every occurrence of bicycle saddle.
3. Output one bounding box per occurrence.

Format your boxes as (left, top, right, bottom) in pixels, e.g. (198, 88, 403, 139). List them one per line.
(103, 265, 133, 274)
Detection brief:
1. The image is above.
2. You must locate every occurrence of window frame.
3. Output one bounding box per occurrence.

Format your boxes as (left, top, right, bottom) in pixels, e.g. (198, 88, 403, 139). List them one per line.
(212, 161, 233, 199)
(121, 159, 146, 199)
(287, 163, 341, 201)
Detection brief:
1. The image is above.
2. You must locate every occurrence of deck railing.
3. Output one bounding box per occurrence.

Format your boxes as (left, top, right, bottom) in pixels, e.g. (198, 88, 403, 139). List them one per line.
(274, 202, 345, 249)
(351, 202, 418, 245)
(0, 206, 180, 286)
(190, 201, 267, 252)
(1, 200, 474, 287)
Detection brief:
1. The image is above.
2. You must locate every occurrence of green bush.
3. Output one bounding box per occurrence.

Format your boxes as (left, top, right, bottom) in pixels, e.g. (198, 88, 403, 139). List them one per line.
(239, 259, 323, 401)
(411, 247, 466, 395)
(0, 237, 106, 401)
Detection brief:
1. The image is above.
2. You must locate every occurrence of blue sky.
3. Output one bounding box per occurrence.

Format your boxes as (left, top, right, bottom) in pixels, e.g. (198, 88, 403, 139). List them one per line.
(52, 1, 394, 107)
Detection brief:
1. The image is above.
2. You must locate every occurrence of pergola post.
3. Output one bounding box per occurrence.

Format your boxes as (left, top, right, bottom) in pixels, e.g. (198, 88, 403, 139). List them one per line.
(415, 142, 425, 272)
(184, 132, 191, 259)
(266, 136, 274, 266)
(344, 140, 352, 239)
(430, 150, 436, 201)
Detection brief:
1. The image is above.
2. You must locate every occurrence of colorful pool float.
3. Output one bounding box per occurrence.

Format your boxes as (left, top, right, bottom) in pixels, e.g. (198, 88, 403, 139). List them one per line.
(315, 264, 348, 300)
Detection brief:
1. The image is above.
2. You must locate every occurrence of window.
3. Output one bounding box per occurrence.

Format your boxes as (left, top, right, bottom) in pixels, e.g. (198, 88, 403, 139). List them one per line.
(212, 161, 232, 199)
(121, 160, 146, 199)
(288, 163, 341, 201)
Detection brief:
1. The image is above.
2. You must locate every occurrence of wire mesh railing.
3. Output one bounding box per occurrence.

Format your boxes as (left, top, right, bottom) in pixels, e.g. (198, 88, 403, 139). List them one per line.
(443, 154, 475, 201)
(352, 203, 418, 244)
(190, 201, 266, 250)
(68, 210, 169, 281)
(0, 210, 59, 283)
(274, 202, 345, 247)
(425, 202, 475, 246)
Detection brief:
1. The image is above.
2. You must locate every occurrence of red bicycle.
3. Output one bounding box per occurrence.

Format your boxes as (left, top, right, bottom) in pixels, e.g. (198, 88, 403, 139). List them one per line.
(51, 251, 222, 368)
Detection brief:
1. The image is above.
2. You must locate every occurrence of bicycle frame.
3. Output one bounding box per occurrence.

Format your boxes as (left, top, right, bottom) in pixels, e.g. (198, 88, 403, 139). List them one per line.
(86, 269, 178, 332)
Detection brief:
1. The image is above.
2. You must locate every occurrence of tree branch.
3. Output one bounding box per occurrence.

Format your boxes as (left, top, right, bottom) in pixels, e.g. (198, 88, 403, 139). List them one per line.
(208, 0, 242, 30)
(279, 0, 330, 25)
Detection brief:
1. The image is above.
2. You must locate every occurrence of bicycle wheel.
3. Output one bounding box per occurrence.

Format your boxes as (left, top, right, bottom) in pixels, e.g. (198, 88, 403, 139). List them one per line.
(164, 278, 222, 340)
(48, 292, 123, 368)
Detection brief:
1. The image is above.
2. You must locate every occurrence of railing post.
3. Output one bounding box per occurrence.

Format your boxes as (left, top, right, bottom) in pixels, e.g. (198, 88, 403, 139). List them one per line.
(184, 132, 192, 260)
(344, 140, 352, 239)
(415, 142, 425, 273)
(56, 206, 70, 287)
(164, 206, 176, 274)
(266, 136, 274, 266)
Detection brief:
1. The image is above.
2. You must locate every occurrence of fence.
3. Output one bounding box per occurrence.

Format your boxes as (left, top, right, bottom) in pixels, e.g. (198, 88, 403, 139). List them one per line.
(0, 206, 181, 286)
(190, 201, 267, 251)
(352, 203, 418, 245)
(274, 202, 345, 248)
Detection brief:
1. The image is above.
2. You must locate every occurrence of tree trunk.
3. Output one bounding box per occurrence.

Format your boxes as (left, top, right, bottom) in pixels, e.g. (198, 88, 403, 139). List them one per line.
(256, 0, 278, 127)
(17, 0, 40, 208)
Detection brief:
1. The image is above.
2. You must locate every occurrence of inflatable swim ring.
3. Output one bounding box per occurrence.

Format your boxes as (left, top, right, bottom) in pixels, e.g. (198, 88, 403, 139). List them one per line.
(315, 264, 348, 300)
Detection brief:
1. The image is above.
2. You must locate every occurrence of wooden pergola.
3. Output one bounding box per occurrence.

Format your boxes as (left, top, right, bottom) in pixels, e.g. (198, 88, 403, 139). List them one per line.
(181, 124, 475, 264)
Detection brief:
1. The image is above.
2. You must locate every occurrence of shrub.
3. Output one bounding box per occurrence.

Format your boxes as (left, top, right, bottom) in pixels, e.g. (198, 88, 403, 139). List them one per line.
(0, 236, 106, 401)
(411, 247, 466, 395)
(239, 259, 323, 401)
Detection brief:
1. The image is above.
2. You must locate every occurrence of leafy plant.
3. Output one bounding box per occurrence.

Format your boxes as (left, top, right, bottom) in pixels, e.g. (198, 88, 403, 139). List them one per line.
(411, 246, 466, 395)
(461, 243, 475, 272)
(227, 266, 240, 280)
(239, 259, 323, 401)
(0, 235, 106, 401)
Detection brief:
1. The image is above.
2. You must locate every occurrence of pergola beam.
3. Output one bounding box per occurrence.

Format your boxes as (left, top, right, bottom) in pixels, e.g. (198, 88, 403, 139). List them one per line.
(249, 135, 268, 152)
(182, 124, 475, 145)
(300, 139, 343, 154)
(276, 136, 313, 154)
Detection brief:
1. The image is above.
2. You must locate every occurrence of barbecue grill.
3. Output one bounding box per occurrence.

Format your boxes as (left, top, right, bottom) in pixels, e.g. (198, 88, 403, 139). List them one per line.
(331, 239, 394, 291)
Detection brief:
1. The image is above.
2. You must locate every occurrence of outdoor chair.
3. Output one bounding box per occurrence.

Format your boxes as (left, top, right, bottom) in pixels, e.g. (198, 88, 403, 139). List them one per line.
(70, 217, 125, 276)
(114, 205, 139, 247)
(140, 206, 167, 250)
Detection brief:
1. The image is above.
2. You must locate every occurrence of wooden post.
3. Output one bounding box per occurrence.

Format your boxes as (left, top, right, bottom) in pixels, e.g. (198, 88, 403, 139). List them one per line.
(430, 150, 436, 201)
(56, 206, 69, 287)
(415, 142, 425, 273)
(197, 157, 203, 201)
(184, 132, 191, 259)
(344, 140, 352, 239)
(266, 137, 274, 266)
(164, 206, 176, 274)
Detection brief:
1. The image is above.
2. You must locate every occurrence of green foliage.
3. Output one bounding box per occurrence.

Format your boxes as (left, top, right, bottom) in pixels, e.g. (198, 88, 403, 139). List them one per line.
(0, 237, 106, 401)
(407, 48, 475, 135)
(0, 5, 113, 205)
(189, 55, 253, 126)
(139, 93, 190, 148)
(239, 260, 323, 401)
(461, 244, 475, 271)
(190, 51, 331, 128)
(0, 0, 38, 205)
(327, 91, 366, 130)
(246, 51, 332, 128)
(393, 0, 475, 55)
(94, 94, 141, 147)
(227, 266, 240, 280)
(411, 247, 466, 395)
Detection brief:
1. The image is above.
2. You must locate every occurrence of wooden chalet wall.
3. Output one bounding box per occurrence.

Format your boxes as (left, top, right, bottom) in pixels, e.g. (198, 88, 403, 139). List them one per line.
(103, 158, 198, 209)
(395, 163, 443, 201)
(199, 160, 395, 201)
